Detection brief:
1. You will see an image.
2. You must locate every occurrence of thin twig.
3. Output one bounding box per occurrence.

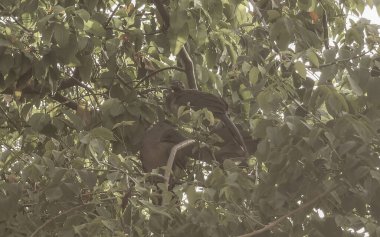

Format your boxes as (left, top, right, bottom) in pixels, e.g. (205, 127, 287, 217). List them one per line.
(308, 50, 371, 69)
(104, 3, 122, 27)
(134, 66, 185, 89)
(235, 184, 339, 237)
(152, 0, 170, 30)
(49, 93, 78, 110)
(143, 30, 163, 35)
(178, 48, 198, 89)
(11, 17, 34, 33)
(30, 198, 116, 237)
(151, 0, 198, 89)
(248, 0, 268, 29)
(0, 104, 19, 131)
(65, 69, 100, 108)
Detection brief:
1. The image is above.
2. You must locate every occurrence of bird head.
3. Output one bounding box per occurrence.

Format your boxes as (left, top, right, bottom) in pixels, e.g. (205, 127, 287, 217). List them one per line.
(170, 80, 185, 92)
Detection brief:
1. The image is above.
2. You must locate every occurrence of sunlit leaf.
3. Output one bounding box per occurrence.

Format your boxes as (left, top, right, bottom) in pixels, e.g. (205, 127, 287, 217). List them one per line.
(84, 20, 106, 37)
(294, 61, 307, 79)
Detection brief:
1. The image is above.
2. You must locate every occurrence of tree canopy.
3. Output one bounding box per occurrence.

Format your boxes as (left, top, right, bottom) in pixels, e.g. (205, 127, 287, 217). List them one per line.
(1, 0, 380, 236)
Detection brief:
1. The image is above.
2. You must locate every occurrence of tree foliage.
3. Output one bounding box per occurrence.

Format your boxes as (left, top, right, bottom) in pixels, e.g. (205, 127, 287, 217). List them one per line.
(1, 0, 380, 236)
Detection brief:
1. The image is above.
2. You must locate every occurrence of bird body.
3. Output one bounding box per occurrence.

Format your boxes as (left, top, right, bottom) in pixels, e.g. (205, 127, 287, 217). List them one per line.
(166, 81, 248, 155)
(140, 122, 189, 172)
(139, 122, 258, 172)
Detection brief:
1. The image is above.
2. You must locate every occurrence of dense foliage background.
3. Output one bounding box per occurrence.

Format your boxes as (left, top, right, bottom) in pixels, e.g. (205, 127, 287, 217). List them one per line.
(1, 0, 380, 236)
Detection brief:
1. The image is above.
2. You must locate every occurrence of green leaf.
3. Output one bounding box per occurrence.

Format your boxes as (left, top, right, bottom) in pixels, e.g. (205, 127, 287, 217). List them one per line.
(326, 91, 349, 117)
(270, 17, 292, 50)
(62, 109, 84, 130)
(285, 116, 310, 136)
(0, 53, 14, 75)
(78, 54, 93, 81)
(239, 84, 253, 101)
(235, 4, 249, 24)
(75, 9, 90, 21)
(83, 0, 99, 13)
(112, 120, 135, 129)
(73, 15, 84, 30)
(205, 47, 217, 68)
(0, 38, 11, 47)
(54, 23, 70, 47)
(257, 89, 283, 114)
(45, 187, 63, 201)
(21, 0, 38, 13)
(249, 67, 260, 85)
(367, 78, 380, 105)
(226, 42, 237, 64)
(140, 104, 157, 123)
(84, 20, 106, 37)
(22, 164, 46, 182)
(28, 113, 51, 131)
(204, 109, 215, 125)
(105, 38, 121, 56)
(77, 170, 97, 189)
(267, 10, 281, 21)
(241, 62, 251, 75)
(298, 0, 313, 11)
(101, 219, 119, 231)
(90, 127, 115, 141)
(348, 68, 370, 96)
(52, 5, 65, 14)
(139, 200, 173, 219)
(294, 61, 306, 79)
(307, 49, 319, 67)
(101, 98, 125, 117)
(196, 23, 208, 46)
(169, 24, 189, 55)
(370, 170, 380, 183)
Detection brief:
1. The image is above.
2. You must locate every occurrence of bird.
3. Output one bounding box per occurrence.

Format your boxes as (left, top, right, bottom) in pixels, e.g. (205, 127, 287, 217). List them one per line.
(165, 80, 248, 155)
(140, 121, 191, 172)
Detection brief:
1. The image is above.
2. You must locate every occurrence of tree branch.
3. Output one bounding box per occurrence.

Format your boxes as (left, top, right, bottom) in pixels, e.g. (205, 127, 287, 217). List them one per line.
(104, 3, 122, 27)
(152, 0, 198, 89)
(29, 203, 94, 237)
(134, 66, 185, 89)
(29, 198, 115, 237)
(248, 0, 268, 29)
(49, 93, 78, 110)
(236, 184, 339, 237)
(1, 85, 79, 111)
(9, 17, 34, 33)
(164, 139, 196, 190)
(308, 50, 371, 69)
(0, 104, 20, 131)
(152, 0, 170, 30)
(178, 48, 197, 89)
(65, 69, 101, 108)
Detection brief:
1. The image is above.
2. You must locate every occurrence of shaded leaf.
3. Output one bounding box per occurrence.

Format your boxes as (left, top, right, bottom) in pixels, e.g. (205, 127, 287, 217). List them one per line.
(90, 127, 115, 141)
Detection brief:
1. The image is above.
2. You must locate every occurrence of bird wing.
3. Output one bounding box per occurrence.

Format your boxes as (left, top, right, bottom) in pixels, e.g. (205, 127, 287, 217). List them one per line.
(174, 90, 228, 114)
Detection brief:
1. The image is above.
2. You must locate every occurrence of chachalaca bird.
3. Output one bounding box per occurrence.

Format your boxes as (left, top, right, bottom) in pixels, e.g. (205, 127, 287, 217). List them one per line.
(137, 122, 259, 206)
(165, 80, 248, 155)
(140, 122, 260, 172)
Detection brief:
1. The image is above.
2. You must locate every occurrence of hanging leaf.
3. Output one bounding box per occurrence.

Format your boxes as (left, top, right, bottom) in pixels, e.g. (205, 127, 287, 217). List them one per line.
(84, 20, 106, 37)
(90, 127, 115, 141)
(294, 61, 307, 79)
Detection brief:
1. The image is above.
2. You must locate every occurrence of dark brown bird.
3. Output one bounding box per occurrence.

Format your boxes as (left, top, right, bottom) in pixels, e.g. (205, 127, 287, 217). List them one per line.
(165, 80, 248, 155)
(140, 121, 191, 172)
(140, 122, 260, 174)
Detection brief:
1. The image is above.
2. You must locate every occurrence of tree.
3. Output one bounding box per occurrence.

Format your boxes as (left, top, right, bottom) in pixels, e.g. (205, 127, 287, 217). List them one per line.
(1, 0, 380, 236)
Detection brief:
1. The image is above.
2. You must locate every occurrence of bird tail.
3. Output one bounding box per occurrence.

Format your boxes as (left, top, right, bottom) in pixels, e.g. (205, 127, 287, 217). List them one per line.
(220, 115, 249, 156)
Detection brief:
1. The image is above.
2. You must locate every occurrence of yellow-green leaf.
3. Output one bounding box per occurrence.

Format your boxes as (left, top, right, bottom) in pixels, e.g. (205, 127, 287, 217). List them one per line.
(294, 61, 307, 79)
(307, 49, 319, 67)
